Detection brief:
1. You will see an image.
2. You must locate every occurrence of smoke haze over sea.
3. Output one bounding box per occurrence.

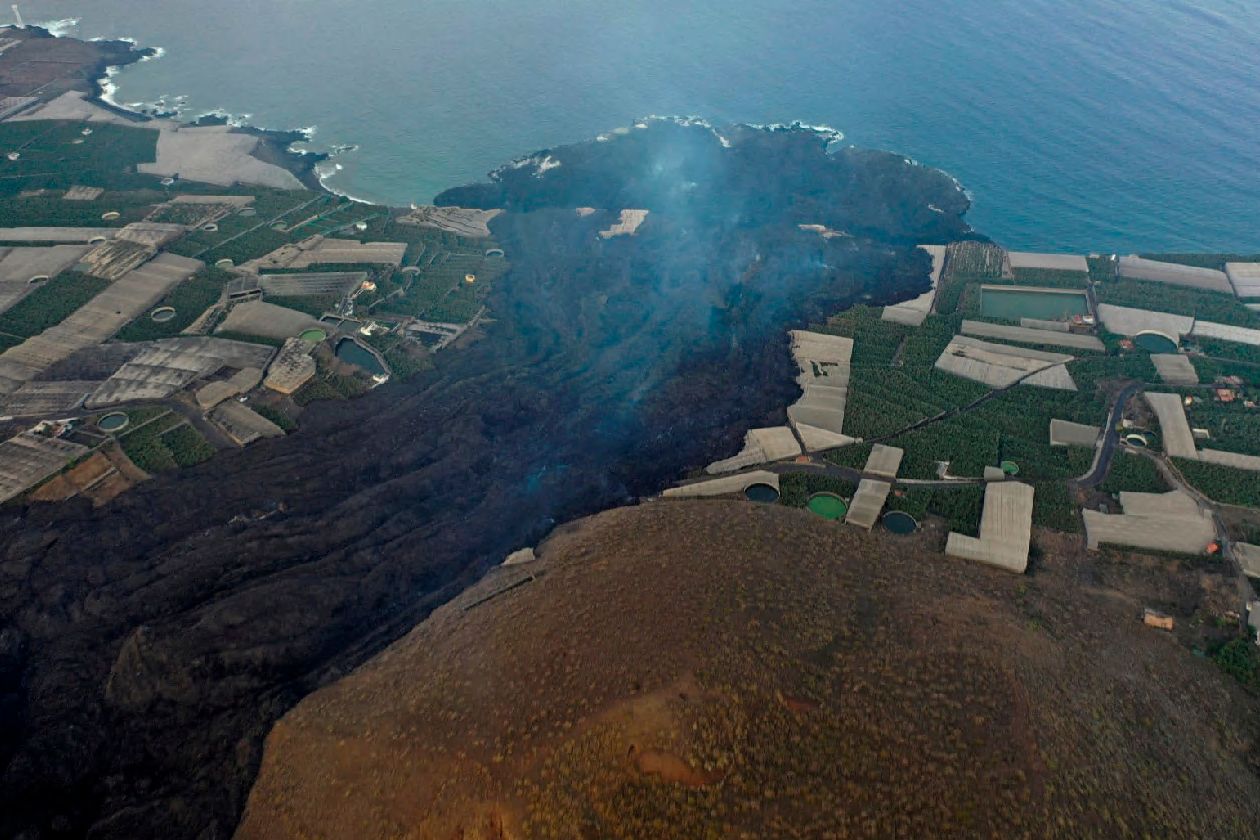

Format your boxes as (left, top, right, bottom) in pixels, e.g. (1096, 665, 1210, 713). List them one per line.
(28, 0, 1260, 253)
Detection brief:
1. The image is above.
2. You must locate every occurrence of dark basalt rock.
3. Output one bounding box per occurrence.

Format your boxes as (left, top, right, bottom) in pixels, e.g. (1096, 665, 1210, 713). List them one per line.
(0, 121, 974, 838)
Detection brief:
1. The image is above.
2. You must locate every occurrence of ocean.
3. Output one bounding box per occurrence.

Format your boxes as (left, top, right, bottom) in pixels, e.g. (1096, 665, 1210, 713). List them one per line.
(28, 0, 1260, 253)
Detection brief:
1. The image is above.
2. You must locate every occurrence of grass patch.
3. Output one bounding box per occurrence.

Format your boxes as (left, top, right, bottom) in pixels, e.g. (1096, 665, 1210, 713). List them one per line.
(1031, 481, 1081, 533)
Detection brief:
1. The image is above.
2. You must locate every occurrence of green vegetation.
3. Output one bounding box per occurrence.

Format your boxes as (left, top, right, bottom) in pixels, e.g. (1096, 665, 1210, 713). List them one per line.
(293, 355, 371, 406)
(926, 486, 985, 536)
(1140, 253, 1260, 271)
(1006, 268, 1089, 288)
(266, 293, 339, 318)
(361, 330, 432, 381)
(778, 473, 858, 508)
(117, 411, 181, 472)
(1096, 278, 1260, 328)
(1183, 398, 1260, 457)
(115, 267, 230, 341)
(884, 486, 933, 520)
(1087, 255, 1118, 282)
(823, 305, 908, 365)
(1191, 356, 1260, 388)
(1099, 452, 1169, 495)
(252, 404, 296, 432)
(1211, 637, 1260, 693)
(0, 271, 108, 341)
(161, 423, 216, 467)
(1031, 481, 1081, 532)
(0, 121, 161, 195)
(1175, 458, 1260, 508)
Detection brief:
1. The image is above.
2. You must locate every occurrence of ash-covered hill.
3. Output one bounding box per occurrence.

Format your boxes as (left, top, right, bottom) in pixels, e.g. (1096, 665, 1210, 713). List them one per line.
(238, 501, 1260, 839)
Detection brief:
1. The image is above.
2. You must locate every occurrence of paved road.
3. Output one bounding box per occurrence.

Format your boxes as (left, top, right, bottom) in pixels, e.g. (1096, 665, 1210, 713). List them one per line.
(1077, 380, 1145, 488)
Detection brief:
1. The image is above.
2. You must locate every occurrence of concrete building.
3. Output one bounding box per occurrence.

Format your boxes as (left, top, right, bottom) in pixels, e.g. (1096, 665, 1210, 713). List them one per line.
(945, 482, 1035, 573)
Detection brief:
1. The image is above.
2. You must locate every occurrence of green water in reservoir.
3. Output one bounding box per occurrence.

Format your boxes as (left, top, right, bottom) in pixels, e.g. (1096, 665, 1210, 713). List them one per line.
(299, 328, 328, 343)
(980, 287, 1089, 321)
(1134, 332, 1178, 353)
(807, 493, 848, 520)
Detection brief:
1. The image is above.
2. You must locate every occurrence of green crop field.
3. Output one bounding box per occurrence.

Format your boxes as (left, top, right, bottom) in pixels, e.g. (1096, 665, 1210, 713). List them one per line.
(1097, 278, 1260, 329)
(116, 267, 230, 341)
(0, 121, 162, 195)
(1100, 452, 1169, 495)
(1175, 458, 1260, 508)
(0, 271, 108, 341)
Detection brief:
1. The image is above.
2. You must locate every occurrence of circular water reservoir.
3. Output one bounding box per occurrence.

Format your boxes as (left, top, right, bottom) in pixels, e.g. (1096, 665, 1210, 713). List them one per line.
(238, 207, 257, 217)
(882, 511, 918, 535)
(215, 258, 234, 269)
(202, 223, 219, 232)
(101, 211, 121, 221)
(1001, 460, 1021, 476)
(1124, 432, 1149, 447)
(299, 328, 328, 343)
(744, 483, 780, 504)
(97, 412, 129, 432)
(485, 248, 505, 258)
(27, 274, 48, 285)
(1134, 332, 1178, 353)
(807, 492, 848, 520)
(151, 306, 176, 323)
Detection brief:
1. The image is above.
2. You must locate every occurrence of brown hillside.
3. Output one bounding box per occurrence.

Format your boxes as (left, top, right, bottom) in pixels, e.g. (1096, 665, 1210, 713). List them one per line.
(237, 501, 1260, 839)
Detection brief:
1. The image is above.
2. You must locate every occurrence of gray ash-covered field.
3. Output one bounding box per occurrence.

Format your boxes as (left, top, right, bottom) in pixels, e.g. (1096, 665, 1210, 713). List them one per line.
(0, 122, 972, 839)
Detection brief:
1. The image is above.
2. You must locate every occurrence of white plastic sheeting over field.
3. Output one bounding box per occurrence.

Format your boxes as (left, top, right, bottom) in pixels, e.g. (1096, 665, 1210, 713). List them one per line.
(786, 330, 857, 450)
(1145, 393, 1197, 459)
(1007, 252, 1089, 273)
(934, 335, 1076, 390)
(1150, 354, 1198, 386)
(706, 426, 801, 474)
(882, 245, 945, 327)
(960, 319, 1103, 351)
(945, 482, 1035, 573)
(1118, 256, 1232, 293)
(1083, 490, 1214, 554)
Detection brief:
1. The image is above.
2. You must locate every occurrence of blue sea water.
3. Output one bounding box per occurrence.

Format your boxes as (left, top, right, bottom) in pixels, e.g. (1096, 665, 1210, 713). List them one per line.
(29, 0, 1260, 253)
